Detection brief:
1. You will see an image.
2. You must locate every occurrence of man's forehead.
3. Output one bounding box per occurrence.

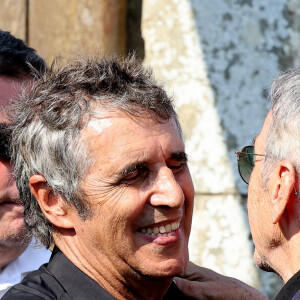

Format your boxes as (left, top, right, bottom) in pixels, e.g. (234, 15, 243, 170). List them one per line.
(85, 108, 179, 135)
(82, 112, 185, 181)
(82, 109, 182, 155)
(87, 115, 113, 135)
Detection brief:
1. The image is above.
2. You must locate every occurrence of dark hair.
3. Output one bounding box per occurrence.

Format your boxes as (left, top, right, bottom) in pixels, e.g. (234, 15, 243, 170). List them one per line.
(10, 54, 181, 247)
(0, 30, 47, 78)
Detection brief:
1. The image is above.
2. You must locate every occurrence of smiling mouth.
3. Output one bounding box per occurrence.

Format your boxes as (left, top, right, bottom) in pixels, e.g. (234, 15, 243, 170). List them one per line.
(139, 221, 180, 237)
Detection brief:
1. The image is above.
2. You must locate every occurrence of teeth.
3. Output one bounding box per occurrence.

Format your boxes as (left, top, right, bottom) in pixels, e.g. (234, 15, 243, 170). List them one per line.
(140, 221, 180, 236)
(153, 227, 159, 234)
(159, 226, 166, 233)
(171, 222, 178, 231)
(165, 224, 171, 232)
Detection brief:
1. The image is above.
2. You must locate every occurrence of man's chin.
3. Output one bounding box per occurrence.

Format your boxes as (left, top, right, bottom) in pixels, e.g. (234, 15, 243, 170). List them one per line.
(254, 250, 275, 273)
(137, 257, 187, 280)
(256, 261, 276, 273)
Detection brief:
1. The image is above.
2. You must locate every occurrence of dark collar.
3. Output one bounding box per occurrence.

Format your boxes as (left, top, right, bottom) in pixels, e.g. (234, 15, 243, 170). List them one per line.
(49, 247, 184, 299)
(48, 247, 115, 299)
(275, 270, 300, 300)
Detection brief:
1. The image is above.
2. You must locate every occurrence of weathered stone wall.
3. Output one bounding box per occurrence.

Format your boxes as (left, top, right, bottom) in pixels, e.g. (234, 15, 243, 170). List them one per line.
(0, 0, 27, 40)
(0, 0, 126, 64)
(142, 0, 300, 297)
(28, 0, 126, 63)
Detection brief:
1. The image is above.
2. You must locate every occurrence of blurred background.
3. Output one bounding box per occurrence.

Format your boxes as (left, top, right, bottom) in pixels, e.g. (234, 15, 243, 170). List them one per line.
(2, 0, 300, 297)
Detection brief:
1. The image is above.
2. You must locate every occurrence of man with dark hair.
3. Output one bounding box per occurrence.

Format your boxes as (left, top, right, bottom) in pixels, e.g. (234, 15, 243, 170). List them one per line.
(0, 30, 50, 298)
(3, 55, 194, 299)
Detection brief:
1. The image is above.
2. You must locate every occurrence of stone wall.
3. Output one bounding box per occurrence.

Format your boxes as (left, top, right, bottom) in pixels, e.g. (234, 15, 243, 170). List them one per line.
(0, 0, 126, 63)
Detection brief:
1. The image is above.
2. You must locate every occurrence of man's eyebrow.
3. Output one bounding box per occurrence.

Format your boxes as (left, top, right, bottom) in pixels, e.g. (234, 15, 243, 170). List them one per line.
(170, 151, 188, 162)
(119, 151, 187, 177)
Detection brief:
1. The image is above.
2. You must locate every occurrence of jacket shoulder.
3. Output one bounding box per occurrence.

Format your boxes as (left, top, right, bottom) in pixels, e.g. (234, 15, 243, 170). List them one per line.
(2, 266, 70, 300)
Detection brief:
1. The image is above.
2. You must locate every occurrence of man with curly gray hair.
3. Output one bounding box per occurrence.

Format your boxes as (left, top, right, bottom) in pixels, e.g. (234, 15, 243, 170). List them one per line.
(4, 55, 194, 299)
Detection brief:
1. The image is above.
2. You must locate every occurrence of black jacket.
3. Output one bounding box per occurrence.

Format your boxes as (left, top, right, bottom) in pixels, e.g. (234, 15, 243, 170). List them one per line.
(3, 247, 185, 299)
(275, 270, 300, 300)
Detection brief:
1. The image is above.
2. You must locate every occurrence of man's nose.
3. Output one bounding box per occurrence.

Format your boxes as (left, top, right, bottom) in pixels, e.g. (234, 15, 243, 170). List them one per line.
(148, 167, 184, 208)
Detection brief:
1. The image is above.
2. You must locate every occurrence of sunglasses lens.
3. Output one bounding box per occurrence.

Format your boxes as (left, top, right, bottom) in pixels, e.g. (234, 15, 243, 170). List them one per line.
(238, 146, 254, 184)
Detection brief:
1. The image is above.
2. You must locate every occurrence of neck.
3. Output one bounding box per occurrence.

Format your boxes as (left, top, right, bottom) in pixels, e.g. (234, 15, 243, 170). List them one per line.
(0, 238, 30, 269)
(267, 237, 300, 283)
(110, 273, 173, 300)
(98, 274, 173, 300)
(55, 236, 173, 300)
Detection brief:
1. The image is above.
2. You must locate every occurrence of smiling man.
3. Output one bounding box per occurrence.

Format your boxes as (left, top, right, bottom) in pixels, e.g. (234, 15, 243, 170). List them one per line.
(3, 55, 194, 299)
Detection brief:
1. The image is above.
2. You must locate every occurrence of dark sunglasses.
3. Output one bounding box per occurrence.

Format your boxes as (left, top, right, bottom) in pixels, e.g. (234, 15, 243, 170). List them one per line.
(0, 123, 12, 161)
(235, 146, 265, 184)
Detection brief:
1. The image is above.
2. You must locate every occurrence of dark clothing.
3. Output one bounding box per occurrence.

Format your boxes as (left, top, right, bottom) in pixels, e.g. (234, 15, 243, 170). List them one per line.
(275, 270, 300, 300)
(3, 247, 185, 299)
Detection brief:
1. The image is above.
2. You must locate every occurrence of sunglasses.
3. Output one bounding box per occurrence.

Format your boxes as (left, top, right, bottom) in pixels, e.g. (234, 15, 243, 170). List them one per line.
(0, 123, 11, 161)
(235, 146, 265, 184)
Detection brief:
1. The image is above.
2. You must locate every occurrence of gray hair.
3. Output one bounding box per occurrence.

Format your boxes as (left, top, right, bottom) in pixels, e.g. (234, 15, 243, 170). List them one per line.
(263, 68, 300, 187)
(9, 55, 181, 248)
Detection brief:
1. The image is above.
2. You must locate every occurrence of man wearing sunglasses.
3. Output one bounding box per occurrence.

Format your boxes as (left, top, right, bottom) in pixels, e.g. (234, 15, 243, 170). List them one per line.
(175, 69, 300, 300)
(0, 31, 50, 298)
(235, 68, 300, 299)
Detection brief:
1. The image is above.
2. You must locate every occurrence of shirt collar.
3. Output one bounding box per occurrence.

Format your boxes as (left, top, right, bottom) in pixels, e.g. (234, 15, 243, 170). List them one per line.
(48, 247, 115, 299)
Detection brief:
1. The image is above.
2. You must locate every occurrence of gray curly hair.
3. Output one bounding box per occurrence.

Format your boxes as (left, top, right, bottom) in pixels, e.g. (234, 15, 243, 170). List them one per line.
(263, 68, 300, 188)
(9, 55, 181, 248)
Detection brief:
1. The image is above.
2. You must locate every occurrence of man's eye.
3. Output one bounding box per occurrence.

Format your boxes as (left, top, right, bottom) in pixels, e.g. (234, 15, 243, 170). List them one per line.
(122, 166, 148, 183)
(168, 162, 185, 171)
(124, 170, 140, 181)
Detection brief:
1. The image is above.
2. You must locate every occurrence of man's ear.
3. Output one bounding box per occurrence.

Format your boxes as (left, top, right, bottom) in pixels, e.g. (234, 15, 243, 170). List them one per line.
(268, 160, 296, 224)
(29, 174, 74, 229)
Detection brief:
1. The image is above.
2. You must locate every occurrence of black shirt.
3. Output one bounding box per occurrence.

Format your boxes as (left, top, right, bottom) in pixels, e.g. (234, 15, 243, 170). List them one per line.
(275, 270, 300, 300)
(3, 247, 185, 299)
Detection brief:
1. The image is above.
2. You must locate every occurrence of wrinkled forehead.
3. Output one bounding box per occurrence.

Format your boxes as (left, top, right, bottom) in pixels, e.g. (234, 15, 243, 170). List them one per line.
(85, 107, 180, 135)
(80, 109, 182, 154)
